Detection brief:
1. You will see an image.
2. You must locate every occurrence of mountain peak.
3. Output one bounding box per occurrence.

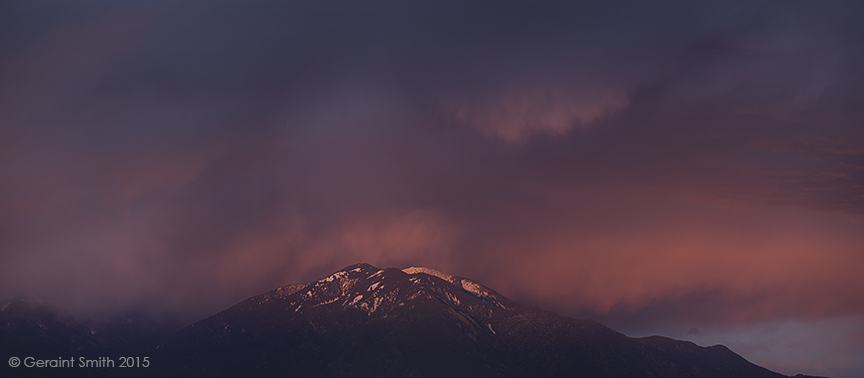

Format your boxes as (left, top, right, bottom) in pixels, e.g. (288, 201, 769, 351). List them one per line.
(402, 266, 453, 282)
(132, 263, 806, 378)
(400, 265, 513, 309)
(275, 263, 516, 316)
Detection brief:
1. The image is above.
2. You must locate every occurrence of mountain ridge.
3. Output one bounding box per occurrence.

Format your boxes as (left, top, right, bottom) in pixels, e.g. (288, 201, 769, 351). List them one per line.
(0, 263, 829, 378)
(130, 263, 818, 378)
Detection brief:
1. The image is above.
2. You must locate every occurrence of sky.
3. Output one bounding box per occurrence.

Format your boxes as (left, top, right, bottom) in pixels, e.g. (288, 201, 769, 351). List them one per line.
(1, 0, 863, 376)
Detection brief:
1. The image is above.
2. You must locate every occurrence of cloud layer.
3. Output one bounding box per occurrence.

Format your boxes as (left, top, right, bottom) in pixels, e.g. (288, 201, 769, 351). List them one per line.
(1, 1, 863, 376)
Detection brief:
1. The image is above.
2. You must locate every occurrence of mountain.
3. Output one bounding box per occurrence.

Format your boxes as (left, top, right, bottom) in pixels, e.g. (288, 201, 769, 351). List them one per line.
(131, 263, 807, 378)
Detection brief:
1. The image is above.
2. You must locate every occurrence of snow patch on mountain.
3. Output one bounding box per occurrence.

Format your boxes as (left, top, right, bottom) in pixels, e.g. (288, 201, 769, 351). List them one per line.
(322, 271, 348, 283)
(403, 266, 507, 308)
(460, 280, 489, 299)
(403, 267, 453, 282)
(406, 291, 423, 301)
(339, 278, 358, 292)
(348, 295, 363, 306)
(313, 297, 339, 308)
(446, 291, 461, 305)
(265, 283, 307, 302)
(371, 296, 384, 312)
(274, 264, 512, 317)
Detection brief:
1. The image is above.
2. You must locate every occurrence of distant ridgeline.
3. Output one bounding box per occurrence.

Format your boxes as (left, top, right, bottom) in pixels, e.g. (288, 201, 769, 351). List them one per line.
(1, 263, 830, 378)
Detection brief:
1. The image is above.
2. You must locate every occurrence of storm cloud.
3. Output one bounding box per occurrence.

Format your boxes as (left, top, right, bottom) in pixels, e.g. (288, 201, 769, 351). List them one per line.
(1, 1, 863, 376)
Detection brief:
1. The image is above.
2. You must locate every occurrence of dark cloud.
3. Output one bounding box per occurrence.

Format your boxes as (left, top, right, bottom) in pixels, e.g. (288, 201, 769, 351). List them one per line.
(1, 1, 864, 376)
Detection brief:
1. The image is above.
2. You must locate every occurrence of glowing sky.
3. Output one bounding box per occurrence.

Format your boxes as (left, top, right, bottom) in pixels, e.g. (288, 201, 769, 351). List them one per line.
(1, 1, 863, 376)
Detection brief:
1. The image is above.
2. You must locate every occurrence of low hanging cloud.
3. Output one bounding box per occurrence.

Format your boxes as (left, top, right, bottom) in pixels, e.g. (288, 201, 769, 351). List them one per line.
(302, 210, 458, 276)
(447, 83, 630, 144)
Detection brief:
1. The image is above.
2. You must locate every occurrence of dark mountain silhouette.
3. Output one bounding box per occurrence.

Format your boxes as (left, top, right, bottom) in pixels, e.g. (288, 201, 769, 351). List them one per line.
(1, 264, 829, 378)
(0, 295, 170, 377)
(135, 263, 817, 378)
